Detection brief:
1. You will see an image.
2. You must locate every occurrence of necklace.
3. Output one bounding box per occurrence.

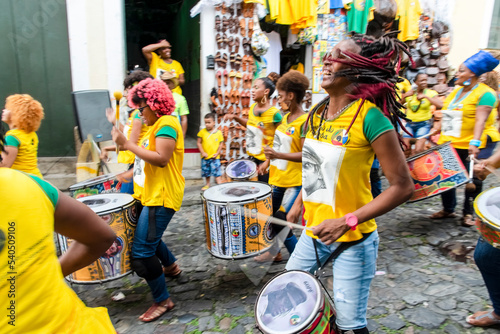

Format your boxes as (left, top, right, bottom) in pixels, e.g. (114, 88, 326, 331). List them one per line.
(324, 100, 356, 120)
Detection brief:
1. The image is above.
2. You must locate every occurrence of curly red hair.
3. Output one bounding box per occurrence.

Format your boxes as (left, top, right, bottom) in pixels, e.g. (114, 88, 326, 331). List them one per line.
(5, 94, 44, 132)
(127, 78, 175, 116)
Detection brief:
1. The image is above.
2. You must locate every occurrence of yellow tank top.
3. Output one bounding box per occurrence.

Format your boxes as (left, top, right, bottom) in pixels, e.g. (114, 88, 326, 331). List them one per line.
(246, 104, 281, 161)
(302, 100, 393, 242)
(118, 110, 149, 164)
(5, 129, 42, 178)
(269, 113, 308, 188)
(0, 168, 115, 333)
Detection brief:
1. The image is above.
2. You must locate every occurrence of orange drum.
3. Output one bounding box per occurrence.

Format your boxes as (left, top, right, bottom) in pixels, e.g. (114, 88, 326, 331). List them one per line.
(225, 159, 258, 182)
(474, 187, 500, 249)
(58, 194, 138, 283)
(201, 182, 273, 259)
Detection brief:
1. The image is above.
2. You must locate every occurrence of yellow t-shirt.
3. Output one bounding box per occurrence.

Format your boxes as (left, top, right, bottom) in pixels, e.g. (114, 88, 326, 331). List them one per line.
(302, 99, 394, 242)
(405, 89, 438, 122)
(197, 128, 224, 159)
(396, 77, 412, 98)
(133, 115, 185, 210)
(0, 168, 115, 333)
(246, 104, 282, 161)
(269, 113, 308, 188)
(438, 83, 500, 149)
(4, 129, 43, 178)
(149, 53, 184, 95)
(396, 0, 422, 41)
(117, 110, 150, 164)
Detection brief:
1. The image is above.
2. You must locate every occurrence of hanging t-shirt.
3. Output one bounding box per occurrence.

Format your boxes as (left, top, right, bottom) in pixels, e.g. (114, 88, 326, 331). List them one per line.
(246, 103, 283, 161)
(302, 99, 393, 242)
(149, 53, 185, 95)
(345, 0, 375, 34)
(331, 0, 344, 8)
(396, 0, 422, 41)
(269, 113, 308, 188)
(4, 129, 43, 178)
(263, 31, 283, 75)
(197, 128, 224, 159)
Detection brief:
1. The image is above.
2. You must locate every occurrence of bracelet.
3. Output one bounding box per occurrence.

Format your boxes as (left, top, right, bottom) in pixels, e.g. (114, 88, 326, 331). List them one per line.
(469, 139, 481, 147)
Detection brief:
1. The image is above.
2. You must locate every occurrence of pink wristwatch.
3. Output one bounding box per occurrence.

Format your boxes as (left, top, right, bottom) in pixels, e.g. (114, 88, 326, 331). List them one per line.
(345, 213, 358, 231)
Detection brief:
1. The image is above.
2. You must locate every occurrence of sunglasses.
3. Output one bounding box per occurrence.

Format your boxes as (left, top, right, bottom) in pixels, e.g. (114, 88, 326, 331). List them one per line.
(137, 105, 148, 115)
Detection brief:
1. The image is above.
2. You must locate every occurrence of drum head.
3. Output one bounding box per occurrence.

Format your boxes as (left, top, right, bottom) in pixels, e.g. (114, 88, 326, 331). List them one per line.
(203, 182, 271, 203)
(78, 193, 135, 214)
(69, 173, 116, 190)
(474, 188, 500, 227)
(255, 271, 322, 334)
(226, 159, 257, 179)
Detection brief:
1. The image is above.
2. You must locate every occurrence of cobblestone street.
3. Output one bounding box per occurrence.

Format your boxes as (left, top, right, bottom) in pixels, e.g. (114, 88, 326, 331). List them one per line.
(74, 176, 500, 334)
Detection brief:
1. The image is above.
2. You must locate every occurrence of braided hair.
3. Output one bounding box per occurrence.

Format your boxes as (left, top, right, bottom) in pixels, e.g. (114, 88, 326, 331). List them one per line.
(308, 32, 413, 143)
(0, 123, 5, 162)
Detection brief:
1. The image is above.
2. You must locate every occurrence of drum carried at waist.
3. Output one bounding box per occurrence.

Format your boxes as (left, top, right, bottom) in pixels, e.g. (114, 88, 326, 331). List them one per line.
(69, 173, 122, 199)
(255, 270, 337, 334)
(201, 182, 273, 259)
(57, 193, 138, 283)
(406, 142, 469, 202)
(474, 187, 500, 249)
(225, 159, 258, 182)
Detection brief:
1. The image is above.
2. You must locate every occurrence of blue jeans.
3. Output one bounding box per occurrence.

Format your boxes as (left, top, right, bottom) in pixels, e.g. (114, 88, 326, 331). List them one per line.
(474, 237, 500, 315)
(286, 231, 379, 331)
(403, 119, 431, 138)
(269, 186, 301, 254)
(132, 206, 177, 302)
(441, 139, 497, 214)
(120, 164, 134, 194)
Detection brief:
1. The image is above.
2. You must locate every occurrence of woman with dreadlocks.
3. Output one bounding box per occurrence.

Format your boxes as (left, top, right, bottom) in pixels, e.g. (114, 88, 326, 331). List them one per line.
(284, 34, 414, 333)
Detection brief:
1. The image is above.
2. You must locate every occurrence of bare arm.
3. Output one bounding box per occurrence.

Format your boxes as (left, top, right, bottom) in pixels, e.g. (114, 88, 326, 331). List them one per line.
(55, 193, 116, 276)
(178, 73, 185, 86)
(424, 95, 444, 109)
(142, 40, 169, 65)
(313, 130, 414, 244)
(286, 190, 303, 224)
(129, 118, 143, 145)
(264, 137, 304, 162)
(224, 114, 248, 127)
(469, 105, 492, 156)
(197, 137, 208, 158)
(0, 146, 18, 168)
(180, 115, 188, 137)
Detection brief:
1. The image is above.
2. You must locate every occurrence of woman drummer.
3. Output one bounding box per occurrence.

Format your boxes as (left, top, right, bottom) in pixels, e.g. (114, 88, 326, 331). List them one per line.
(253, 70, 309, 262)
(403, 73, 443, 156)
(430, 51, 500, 226)
(285, 34, 414, 333)
(224, 73, 282, 182)
(0, 94, 44, 178)
(112, 78, 184, 322)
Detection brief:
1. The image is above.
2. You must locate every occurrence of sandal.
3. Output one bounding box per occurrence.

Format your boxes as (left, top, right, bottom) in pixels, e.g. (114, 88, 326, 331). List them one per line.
(229, 53, 236, 70)
(221, 53, 228, 68)
(466, 310, 500, 327)
(216, 70, 222, 87)
(254, 251, 283, 263)
(430, 210, 456, 219)
(240, 19, 246, 36)
(234, 37, 240, 54)
(223, 69, 228, 86)
(139, 299, 175, 323)
(235, 88, 241, 104)
(217, 88, 223, 105)
(163, 262, 182, 278)
(235, 54, 242, 71)
(462, 214, 475, 227)
(215, 15, 221, 32)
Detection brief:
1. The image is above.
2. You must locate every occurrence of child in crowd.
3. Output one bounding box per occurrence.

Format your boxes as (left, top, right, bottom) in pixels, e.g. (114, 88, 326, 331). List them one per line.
(197, 113, 223, 190)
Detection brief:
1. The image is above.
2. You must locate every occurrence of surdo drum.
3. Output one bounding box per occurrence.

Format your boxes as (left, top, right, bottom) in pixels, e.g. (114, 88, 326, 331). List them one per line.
(474, 187, 500, 249)
(69, 173, 122, 199)
(225, 159, 258, 182)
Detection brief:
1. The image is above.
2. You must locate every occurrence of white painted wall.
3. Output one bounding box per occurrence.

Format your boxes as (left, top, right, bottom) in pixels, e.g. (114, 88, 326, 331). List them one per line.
(200, 6, 217, 130)
(66, 0, 126, 94)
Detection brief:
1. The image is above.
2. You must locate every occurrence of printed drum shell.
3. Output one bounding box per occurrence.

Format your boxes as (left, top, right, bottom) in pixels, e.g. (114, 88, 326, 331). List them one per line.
(474, 187, 500, 248)
(69, 173, 122, 199)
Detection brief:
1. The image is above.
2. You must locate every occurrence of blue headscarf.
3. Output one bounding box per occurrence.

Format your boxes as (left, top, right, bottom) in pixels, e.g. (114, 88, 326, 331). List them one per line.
(463, 50, 499, 76)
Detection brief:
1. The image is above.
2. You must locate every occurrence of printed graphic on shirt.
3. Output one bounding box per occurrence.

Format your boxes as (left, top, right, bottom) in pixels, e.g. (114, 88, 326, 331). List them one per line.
(270, 130, 292, 171)
(246, 125, 263, 155)
(441, 108, 463, 138)
(302, 139, 345, 206)
(354, 0, 366, 10)
(133, 138, 149, 187)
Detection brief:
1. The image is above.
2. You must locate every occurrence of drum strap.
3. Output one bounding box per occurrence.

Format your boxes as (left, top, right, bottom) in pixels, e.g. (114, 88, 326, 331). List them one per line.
(313, 232, 373, 271)
(147, 206, 157, 242)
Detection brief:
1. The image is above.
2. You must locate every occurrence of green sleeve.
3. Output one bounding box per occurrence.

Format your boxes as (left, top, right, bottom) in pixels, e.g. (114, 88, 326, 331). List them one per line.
(26, 174, 59, 208)
(477, 91, 497, 107)
(197, 129, 204, 138)
(363, 107, 394, 143)
(134, 111, 141, 119)
(4, 135, 20, 147)
(273, 111, 283, 123)
(155, 125, 177, 140)
(177, 96, 189, 116)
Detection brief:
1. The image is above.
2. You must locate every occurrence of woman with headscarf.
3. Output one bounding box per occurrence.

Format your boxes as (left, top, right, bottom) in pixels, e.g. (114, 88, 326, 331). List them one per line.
(430, 51, 500, 226)
(112, 78, 184, 322)
(284, 34, 414, 333)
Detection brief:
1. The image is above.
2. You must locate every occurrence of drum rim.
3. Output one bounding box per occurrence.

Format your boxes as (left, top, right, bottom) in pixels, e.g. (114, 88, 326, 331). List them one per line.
(254, 270, 324, 334)
(77, 193, 136, 214)
(69, 173, 117, 190)
(407, 178, 469, 203)
(474, 187, 500, 230)
(201, 181, 272, 204)
(226, 159, 257, 178)
(406, 141, 451, 162)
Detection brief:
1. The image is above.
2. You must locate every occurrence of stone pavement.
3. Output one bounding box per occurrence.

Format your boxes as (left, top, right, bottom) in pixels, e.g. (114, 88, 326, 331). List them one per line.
(73, 176, 500, 334)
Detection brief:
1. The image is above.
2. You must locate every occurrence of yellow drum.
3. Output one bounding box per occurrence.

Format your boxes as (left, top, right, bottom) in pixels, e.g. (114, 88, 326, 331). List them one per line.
(58, 193, 138, 283)
(474, 187, 500, 249)
(201, 182, 273, 259)
(225, 159, 258, 182)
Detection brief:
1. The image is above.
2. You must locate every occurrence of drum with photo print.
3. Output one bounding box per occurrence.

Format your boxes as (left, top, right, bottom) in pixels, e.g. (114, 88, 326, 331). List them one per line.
(474, 187, 500, 249)
(255, 270, 337, 334)
(68, 173, 122, 199)
(57, 193, 138, 283)
(201, 182, 273, 259)
(406, 142, 469, 202)
(225, 159, 258, 182)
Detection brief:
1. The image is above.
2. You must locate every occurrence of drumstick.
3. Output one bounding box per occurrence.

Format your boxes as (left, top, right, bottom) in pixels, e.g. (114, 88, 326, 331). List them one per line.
(415, 133, 432, 140)
(254, 211, 313, 232)
(472, 157, 500, 180)
(113, 91, 123, 154)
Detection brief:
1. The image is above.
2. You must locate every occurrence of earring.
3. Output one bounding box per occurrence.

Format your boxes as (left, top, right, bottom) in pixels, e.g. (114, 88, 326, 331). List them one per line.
(464, 78, 471, 86)
(262, 95, 267, 104)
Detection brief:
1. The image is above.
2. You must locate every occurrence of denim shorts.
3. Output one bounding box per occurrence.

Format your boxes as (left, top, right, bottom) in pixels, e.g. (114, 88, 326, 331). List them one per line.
(403, 120, 431, 138)
(201, 158, 222, 177)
